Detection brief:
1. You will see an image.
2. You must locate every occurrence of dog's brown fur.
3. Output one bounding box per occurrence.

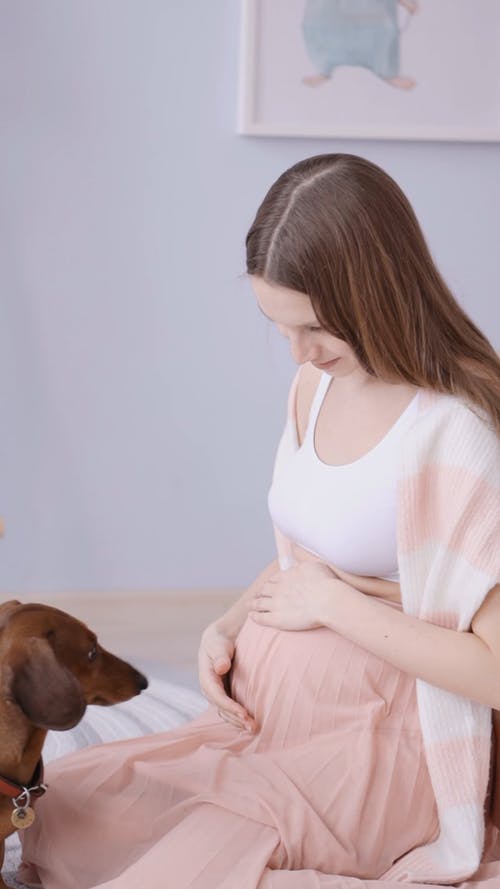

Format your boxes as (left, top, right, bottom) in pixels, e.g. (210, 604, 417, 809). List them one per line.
(0, 599, 148, 887)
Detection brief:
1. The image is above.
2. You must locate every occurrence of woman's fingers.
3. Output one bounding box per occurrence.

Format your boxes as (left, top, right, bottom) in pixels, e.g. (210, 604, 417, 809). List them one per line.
(249, 611, 282, 629)
(205, 637, 234, 675)
(216, 708, 256, 732)
(198, 627, 258, 731)
(251, 596, 272, 612)
(211, 685, 257, 731)
(217, 709, 244, 730)
(199, 655, 255, 728)
(204, 672, 256, 730)
(199, 659, 231, 706)
(213, 656, 231, 675)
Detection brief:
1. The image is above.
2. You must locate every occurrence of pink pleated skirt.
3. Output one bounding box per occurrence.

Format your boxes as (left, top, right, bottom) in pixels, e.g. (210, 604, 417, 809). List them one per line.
(19, 608, 441, 889)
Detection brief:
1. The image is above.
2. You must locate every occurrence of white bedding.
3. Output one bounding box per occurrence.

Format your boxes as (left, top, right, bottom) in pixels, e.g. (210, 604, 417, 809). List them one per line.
(2, 676, 206, 888)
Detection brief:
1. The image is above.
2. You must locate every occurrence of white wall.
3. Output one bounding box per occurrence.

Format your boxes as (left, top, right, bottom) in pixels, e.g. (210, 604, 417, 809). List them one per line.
(1, 1, 499, 594)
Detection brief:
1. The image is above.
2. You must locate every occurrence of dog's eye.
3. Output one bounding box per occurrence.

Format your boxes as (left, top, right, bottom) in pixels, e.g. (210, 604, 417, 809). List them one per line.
(87, 647, 98, 662)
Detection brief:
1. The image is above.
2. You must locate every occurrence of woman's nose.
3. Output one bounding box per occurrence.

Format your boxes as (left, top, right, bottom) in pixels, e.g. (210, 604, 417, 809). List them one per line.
(289, 333, 314, 364)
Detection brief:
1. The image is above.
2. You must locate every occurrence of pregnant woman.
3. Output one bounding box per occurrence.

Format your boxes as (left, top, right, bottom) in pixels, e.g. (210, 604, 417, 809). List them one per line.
(18, 154, 500, 888)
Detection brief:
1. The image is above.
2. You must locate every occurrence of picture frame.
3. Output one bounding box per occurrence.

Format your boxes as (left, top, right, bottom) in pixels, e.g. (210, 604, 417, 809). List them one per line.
(237, 0, 500, 142)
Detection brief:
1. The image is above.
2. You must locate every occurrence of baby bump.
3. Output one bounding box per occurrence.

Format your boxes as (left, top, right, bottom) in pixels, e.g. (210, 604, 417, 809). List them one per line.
(230, 614, 424, 746)
(229, 615, 439, 871)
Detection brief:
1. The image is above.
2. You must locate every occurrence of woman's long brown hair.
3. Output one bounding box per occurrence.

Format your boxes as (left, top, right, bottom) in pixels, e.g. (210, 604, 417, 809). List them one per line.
(246, 154, 500, 434)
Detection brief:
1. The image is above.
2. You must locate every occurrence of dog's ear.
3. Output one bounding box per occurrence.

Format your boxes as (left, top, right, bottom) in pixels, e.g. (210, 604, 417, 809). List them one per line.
(0, 600, 22, 625)
(10, 637, 86, 730)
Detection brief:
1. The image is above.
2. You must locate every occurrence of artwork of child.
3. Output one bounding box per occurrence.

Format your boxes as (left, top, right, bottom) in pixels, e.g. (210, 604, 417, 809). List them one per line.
(302, 0, 419, 90)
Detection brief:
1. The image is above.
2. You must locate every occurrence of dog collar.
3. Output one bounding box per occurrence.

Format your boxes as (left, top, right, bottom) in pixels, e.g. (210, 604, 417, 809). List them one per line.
(0, 758, 47, 802)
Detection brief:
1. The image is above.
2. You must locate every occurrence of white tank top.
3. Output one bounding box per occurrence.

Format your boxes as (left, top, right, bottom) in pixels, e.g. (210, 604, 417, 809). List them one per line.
(268, 373, 420, 582)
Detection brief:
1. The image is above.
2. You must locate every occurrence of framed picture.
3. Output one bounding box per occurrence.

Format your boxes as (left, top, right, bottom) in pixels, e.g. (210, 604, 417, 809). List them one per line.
(238, 0, 500, 142)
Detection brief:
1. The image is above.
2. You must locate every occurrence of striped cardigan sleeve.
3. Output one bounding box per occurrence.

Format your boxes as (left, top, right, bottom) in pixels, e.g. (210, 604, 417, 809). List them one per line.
(385, 393, 500, 884)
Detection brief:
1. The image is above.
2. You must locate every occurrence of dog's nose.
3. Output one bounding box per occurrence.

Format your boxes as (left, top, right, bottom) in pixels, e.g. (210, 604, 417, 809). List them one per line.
(135, 670, 149, 692)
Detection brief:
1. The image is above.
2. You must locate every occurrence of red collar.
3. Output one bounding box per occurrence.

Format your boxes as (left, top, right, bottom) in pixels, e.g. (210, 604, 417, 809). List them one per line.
(0, 759, 47, 802)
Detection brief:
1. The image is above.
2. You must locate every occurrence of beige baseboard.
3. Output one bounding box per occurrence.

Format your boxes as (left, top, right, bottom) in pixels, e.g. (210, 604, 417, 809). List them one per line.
(1, 589, 241, 675)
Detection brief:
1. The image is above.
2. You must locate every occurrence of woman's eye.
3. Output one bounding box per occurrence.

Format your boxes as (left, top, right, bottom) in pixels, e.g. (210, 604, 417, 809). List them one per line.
(87, 647, 98, 662)
(276, 325, 322, 335)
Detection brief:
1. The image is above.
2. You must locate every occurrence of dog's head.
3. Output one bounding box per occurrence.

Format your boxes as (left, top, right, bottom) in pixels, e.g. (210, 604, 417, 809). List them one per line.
(0, 600, 148, 731)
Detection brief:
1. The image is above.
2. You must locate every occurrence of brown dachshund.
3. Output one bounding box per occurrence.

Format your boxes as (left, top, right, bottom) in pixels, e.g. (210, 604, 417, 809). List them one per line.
(0, 599, 148, 888)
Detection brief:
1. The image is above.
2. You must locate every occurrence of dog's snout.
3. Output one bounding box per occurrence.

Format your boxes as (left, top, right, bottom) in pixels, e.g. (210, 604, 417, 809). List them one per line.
(135, 670, 149, 692)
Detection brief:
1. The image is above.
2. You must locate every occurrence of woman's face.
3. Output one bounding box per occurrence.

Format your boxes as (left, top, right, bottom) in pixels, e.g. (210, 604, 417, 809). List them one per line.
(250, 277, 363, 379)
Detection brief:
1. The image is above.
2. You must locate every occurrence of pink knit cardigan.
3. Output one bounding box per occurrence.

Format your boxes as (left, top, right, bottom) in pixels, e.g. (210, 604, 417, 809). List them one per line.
(271, 371, 500, 884)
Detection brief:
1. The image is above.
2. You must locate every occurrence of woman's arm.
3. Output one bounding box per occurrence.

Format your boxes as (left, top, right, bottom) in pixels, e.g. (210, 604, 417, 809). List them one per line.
(251, 562, 500, 710)
(292, 542, 402, 603)
(198, 558, 281, 732)
(319, 578, 500, 710)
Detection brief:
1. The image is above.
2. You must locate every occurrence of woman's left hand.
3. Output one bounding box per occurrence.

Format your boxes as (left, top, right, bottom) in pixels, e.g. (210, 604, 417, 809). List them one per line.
(249, 560, 345, 631)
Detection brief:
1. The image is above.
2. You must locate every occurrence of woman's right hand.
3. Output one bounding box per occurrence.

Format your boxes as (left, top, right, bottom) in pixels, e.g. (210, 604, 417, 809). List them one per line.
(198, 622, 257, 733)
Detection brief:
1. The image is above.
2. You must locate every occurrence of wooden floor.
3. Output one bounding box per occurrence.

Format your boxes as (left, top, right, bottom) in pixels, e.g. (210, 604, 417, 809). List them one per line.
(13, 589, 241, 690)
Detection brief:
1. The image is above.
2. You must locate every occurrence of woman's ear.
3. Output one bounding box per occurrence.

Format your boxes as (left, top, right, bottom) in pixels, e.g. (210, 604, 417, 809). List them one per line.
(10, 637, 86, 730)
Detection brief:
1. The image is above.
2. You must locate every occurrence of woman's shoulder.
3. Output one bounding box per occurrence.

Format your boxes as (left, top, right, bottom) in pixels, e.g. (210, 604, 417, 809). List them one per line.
(409, 388, 499, 469)
(417, 388, 495, 430)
